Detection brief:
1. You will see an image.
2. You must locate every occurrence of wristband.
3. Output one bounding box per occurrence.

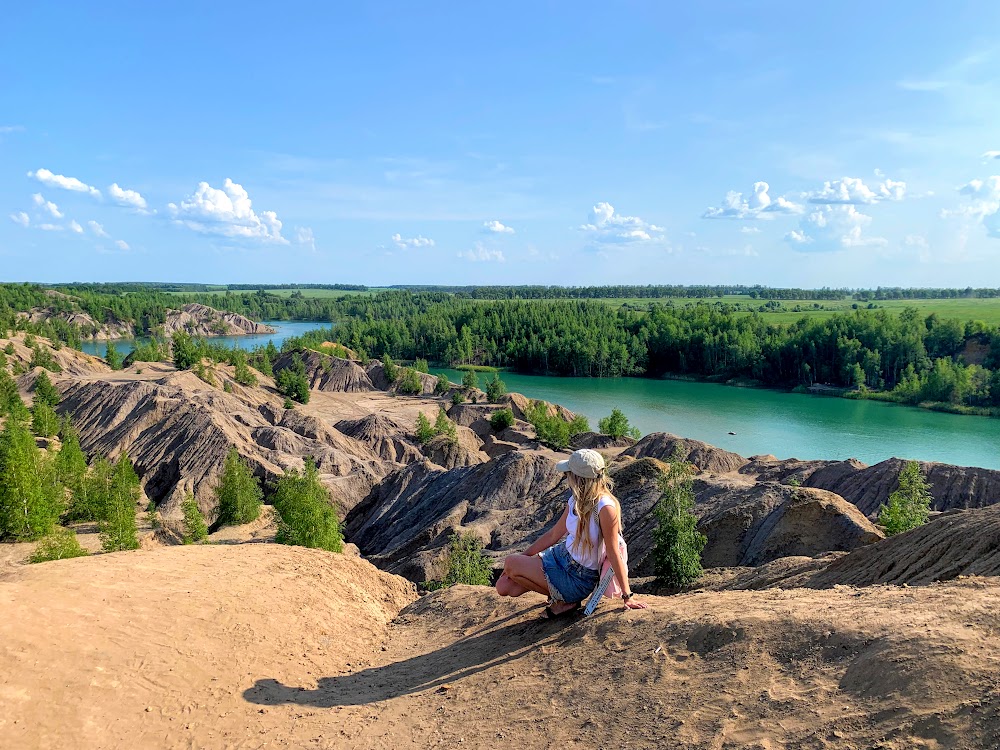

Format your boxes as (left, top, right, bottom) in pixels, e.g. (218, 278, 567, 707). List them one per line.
(623, 591, 634, 601)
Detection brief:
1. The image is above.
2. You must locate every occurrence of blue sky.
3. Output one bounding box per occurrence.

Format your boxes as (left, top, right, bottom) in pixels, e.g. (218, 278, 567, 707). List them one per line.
(3, 2, 1000, 287)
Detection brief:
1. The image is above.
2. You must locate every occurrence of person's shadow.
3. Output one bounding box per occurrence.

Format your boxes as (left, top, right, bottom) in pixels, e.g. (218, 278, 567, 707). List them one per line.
(244, 604, 586, 708)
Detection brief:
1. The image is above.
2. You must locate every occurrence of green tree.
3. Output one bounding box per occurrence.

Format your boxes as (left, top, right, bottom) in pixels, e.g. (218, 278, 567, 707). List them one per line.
(0, 368, 28, 421)
(524, 400, 570, 450)
(145, 499, 160, 529)
(442, 533, 493, 586)
(181, 493, 208, 543)
(397, 367, 423, 395)
(172, 331, 201, 370)
(28, 527, 89, 563)
(462, 369, 479, 390)
(451, 390, 466, 405)
(878, 461, 933, 535)
(598, 408, 641, 440)
(485, 374, 507, 402)
(276, 353, 310, 404)
(31, 401, 59, 437)
(98, 453, 141, 552)
(273, 459, 342, 552)
(66, 456, 112, 523)
(233, 355, 258, 386)
(382, 354, 398, 382)
(33, 370, 60, 406)
(490, 407, 515, 431)
(415, 412, 436, 445)
(54, 419, 87, 490)
(414, 357, 429, 373)
(213, 447, 263, 526)
(652, 458, 706, 588)
(434, 407, 458, 443)
(105, 342, 123, 370)
(0, 417, 60, 540)
(568, 414, 591, 436)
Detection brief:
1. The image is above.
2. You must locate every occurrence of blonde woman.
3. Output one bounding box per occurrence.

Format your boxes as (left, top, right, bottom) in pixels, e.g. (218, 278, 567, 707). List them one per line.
(497, 448, 647, 617)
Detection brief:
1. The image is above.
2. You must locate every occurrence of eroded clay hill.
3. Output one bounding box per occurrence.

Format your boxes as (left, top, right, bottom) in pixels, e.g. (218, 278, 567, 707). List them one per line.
(4, 544, 1000, 750)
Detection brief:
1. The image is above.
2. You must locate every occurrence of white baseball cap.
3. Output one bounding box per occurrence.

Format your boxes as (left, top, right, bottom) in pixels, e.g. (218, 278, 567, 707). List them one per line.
(555, 449, 606, 479)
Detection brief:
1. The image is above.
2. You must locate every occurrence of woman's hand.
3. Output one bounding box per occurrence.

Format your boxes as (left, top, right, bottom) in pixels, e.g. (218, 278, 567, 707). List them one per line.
(622, 596, 647, 610)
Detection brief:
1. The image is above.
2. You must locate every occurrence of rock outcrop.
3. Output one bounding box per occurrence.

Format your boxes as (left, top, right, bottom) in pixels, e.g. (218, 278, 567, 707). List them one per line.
(161, 303, 274, 337)
(420, 433, 488, 470)
(622, 432, 748, 473)
(273, 350, 375, 393)
(569, 431, 637, 450)
(346, 452, 566, 581)
(57, 372, 391, 518)
(335, 413, 424, 463)
(17, 308, 135, 340)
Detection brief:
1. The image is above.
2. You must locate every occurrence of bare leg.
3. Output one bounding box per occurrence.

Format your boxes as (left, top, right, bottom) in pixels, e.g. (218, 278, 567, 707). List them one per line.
(502, 554, 550, 597)
(495, 572, 529, 598)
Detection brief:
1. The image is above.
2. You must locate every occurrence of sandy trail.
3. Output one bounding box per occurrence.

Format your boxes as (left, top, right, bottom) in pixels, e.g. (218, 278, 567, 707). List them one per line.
(3, 544, 1000, 749)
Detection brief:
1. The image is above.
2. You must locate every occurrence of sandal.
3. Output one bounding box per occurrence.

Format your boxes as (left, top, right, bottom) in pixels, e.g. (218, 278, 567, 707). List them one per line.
(541, 602, 580, 619)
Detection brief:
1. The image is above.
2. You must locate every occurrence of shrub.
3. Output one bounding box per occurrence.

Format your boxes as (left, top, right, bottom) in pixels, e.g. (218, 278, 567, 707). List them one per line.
(54, 419, 87, 490)
(273, 459, 342, 552)
(382, 354, 398, 383)
(524, 400, 570, 450)
(3, 342, 13, 355)
(283, 397, 295, 409)
(98, 453, 141, 552)
(65, 456, 112, 523)
(434, 374, 451, 395)
(451, 390, 466, 405)
(568, 414, 590, 436)
(397, 367, 423, 395)
(462, 370, 479, 390)
(28, 527, 89, 563)
(213, 447, 263, 527)
(33, 371, 60, 406)
(145, 498, 160, 529)
(194, 362, 217, 386)
(490, 407, 515, 431)
(181, 493, 208, 543)
(652, 457, 706, 588)
(223, 380, 233, 393)
(485, 374, 507, 402)
(414, 358, 429, 373)
(598, 408, 641, 440)
(415, 412, 436, 445)
(233, 354, 258, 387)
(878, 461, 932, 535)
(276, 353, 310, 404)
(172, 331, 200, 370)
(30, 344, 61, 373)
(104, 342, 123, 370)
(443, 532, 493, 586)
(434, 407, 458, 443)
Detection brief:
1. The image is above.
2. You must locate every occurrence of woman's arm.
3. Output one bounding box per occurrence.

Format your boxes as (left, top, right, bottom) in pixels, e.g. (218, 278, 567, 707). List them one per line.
(523, 507, 569, 557)
(599, 505, 647, 610)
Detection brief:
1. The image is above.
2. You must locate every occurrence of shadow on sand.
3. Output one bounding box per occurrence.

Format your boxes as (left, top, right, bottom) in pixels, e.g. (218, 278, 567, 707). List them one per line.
(243, 604, 577, 707)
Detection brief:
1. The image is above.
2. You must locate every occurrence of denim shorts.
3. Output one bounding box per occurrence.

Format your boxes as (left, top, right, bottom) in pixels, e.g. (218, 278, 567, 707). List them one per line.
(540, 541, 600, 604)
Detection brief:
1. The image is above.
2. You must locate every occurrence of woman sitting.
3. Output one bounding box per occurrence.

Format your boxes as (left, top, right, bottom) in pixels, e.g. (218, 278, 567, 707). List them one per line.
(496, 448, 647, 617)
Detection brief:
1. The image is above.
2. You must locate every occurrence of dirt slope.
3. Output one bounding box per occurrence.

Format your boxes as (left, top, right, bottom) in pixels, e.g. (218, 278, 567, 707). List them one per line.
(7, 544, 999, 749)
(0, 545, 416, 750)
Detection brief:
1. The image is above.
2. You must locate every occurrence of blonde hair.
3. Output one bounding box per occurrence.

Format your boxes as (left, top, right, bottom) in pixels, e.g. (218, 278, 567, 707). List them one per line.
(566, 472, 618, 561)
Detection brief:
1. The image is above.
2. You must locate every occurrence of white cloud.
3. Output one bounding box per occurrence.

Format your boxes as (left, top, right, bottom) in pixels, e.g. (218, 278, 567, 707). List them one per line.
(950, 176, 1000, 238)
(10, 211, 29, 228)
(69, 220, 83, 234)
(391, 233, 435, 249)
(88, 220, 110, 238)
(983, 151, 1000, 161)
(703, 182, 803, 219)
(296, 227, 316, 251)
(27, 168, 101, 198)
(740, 226, 761, 234)
(483, 220, 515, 234)
(581, 202, 665, 244)
(785, 205, 887, 252)
(807, 176, 906, 204)
(32, 193, 63, 218)
(37, 223, 65, 232)
(459, 242, 505, 262)
(108, 183, 148, 212)
(168, 178, 287, 244)
(115, 240, 130, 251)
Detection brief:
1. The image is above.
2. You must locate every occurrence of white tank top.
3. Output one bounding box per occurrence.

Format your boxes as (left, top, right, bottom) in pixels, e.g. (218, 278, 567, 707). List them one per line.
(564, 494, 618, 570)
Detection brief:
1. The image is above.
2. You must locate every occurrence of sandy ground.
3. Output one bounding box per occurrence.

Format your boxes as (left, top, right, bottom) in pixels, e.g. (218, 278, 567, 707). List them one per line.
(3, 544, 1000, 750)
